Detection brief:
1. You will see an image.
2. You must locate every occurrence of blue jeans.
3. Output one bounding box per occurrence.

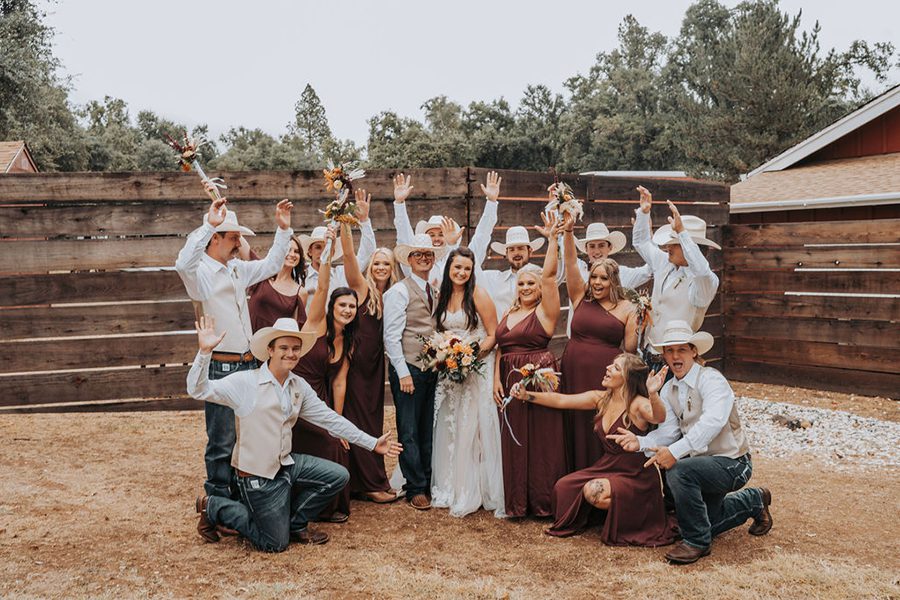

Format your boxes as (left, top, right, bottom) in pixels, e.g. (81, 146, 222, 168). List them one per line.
(205, 358, 256, 498)
(206, 454, 349, 553)
(666, 453, 764, 549)
(388, 363, 437, 497)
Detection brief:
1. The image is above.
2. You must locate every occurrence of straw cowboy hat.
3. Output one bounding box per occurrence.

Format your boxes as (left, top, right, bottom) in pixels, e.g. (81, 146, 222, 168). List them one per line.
(415, 215, 460, 236)
(652, 216, 721, 250)
(490, 226, 545, 256)
(298, 226, 344, 262)
(250, 317, 318, 362)
(203, 209, 255, 236)
(651, 320, 714, 356)
(575, 222, 626, 255)
(394, 233, 450, 266)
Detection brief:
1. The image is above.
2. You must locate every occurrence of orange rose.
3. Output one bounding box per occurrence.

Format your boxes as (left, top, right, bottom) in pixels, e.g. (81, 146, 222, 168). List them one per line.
(446, 358, 458, 370)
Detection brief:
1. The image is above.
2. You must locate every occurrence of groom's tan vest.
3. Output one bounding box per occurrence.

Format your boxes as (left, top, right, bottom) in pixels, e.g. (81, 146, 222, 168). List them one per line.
(646, 264, 711, 349)
(400, 277, 435, 366)
(674, 366, 749, 459)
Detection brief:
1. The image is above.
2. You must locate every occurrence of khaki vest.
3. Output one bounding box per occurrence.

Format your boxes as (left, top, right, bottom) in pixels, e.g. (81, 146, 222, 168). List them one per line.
(674, 367, 749, 459)
(646, 265, 710, 348)
(400, 277, 436, 365)
(194, 260, 254, 353)
(232, 374, 303, 479)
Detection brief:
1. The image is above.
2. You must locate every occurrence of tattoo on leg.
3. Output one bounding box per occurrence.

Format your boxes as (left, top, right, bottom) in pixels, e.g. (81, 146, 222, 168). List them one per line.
(585, 480, 606, 506)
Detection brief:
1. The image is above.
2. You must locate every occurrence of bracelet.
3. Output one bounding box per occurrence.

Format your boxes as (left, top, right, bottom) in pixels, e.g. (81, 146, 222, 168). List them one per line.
(564, 229, 574, 233)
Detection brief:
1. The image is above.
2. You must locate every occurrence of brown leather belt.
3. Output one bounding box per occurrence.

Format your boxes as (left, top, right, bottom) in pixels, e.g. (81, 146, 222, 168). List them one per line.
(236, 469, 254, 478)
(211, 351, 255, 363)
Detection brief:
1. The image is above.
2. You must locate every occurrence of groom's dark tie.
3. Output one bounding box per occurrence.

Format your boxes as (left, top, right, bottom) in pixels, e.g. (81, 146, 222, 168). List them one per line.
(426, 282, 434, 312)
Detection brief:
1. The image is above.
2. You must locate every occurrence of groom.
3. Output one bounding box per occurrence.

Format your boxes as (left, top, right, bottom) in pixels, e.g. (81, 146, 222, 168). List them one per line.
(383, 234, 450, 510)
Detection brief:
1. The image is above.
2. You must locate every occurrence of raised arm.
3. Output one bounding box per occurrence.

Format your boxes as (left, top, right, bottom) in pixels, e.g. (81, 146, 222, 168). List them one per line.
(562, 212, 585, 308)
(510, 382, 601, 411)
(185, 316, 244, 412)
(392, 173, 415, 245)
(304, 227, 335, 329)
(534, 211, 562, 333)
(622, 305, 638, 353)
(340, 193, 370, 302)
(174, 198, 225, 300)
(474, 286, 498, 355)
(468, 171, 500, 266)
(239, 199, 294, 287)
(666, 200, 719, 308)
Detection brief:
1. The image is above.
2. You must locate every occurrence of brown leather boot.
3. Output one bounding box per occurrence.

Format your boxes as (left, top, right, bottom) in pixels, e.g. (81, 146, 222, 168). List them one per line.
(365, 490, 401, 504)
(291, 526, 330, 545)
(664, 542, 711, 564)
(195, 496, 219, 543)
(408, 494, 432, 510)
(748, 488, 773, 536)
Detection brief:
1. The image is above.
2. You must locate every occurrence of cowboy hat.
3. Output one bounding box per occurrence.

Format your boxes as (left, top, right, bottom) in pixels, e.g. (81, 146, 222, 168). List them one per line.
(651, 216, 721, 250)
(650, 320, 714, 356)
(250, 317, 318, 361)
(490, 226, 545, 256)
(298, 226, 344, 262)
(203, 209, 255, 236)
(415, 215, 460, 236)
(575, 222, 626, 255)
(394, 233, 450, 266)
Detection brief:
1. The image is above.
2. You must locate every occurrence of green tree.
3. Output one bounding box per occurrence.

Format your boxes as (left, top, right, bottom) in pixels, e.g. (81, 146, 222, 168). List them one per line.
(212, 127, 319, 171)
(286, 83, 335, 157)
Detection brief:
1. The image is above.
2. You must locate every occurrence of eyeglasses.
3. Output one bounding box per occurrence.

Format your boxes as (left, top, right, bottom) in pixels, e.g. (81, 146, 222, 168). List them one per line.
(409, 251, 435, 260)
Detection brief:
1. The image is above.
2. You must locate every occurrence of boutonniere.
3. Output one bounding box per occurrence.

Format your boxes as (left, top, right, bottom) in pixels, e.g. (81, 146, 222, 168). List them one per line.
(672, 271, 687, 290)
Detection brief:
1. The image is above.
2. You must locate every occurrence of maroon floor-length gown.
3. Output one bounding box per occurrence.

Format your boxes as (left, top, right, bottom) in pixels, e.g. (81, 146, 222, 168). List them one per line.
(496, 310, 567, 517)
(560, 300, 625, 472)
(248, 279, 307, 332)
(343, 303, 391, 494)
(546, 413, 677, 546)
(292, 335, 351, 518)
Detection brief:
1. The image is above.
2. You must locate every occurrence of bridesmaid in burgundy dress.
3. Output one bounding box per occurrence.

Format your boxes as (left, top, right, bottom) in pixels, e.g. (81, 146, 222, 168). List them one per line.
(292, 230, 358, 522)
(510, 353, 676, 546)
(561, 219, 638, 472)
(247, 236, 308, 332)
(338, 192, 401, 503)
(492, 212, 566, 517)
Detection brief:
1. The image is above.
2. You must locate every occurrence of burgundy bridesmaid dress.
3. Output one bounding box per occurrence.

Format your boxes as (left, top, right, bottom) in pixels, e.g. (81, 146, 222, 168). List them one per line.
(248, 279, 307, 332)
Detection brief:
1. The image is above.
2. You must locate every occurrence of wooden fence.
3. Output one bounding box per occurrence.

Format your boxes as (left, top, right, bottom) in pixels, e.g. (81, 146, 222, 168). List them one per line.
(0, 168, 728, 412)
(724, 208, 900, 397)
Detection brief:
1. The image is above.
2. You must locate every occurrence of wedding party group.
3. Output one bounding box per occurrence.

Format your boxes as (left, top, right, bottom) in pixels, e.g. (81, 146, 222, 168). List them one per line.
(174, 167, 773, 565)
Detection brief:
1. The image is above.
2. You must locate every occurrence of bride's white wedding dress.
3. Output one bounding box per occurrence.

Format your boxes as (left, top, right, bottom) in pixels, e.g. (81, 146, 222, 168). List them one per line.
(431, 310, 505, 518)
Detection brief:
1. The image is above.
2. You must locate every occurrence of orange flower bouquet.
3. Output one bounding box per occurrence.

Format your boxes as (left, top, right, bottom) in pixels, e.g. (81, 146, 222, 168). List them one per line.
(164, 131, 225, 200)
(416, 331, 485, 383)
(545, 182, 584, 222)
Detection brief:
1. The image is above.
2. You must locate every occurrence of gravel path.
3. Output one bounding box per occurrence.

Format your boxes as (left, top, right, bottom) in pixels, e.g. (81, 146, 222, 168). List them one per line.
(738, 396, 900, 471)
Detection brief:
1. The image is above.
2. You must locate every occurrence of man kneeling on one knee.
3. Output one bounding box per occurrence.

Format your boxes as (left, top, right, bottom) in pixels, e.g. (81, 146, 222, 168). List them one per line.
(188, 316, 402, 551)
(609, 320, 772, 564)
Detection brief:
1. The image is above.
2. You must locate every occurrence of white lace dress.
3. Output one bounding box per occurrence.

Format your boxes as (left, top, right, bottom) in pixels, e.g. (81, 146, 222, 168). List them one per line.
(431, 310, 505, 518)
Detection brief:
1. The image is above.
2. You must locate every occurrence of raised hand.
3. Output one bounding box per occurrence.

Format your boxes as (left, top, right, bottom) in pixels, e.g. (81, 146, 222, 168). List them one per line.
(546, 182, 558, 200)
(195, 315, 226, 353)
(274, 198, 293, 230)
(607, 426, 640, 452)
(324, 225, 337, 262)
(441, 216, 465, 246)
(374, 433, 403, 457)
(535, 211, 560, 238)
(354, 188, 371, 223)
(393, 173, 414, 204)
(666, 200, 684, 233)
(480, 171, 502, 202)
(560, 211, 575, 233)
(637, 186, 652, 214)
(207, 197, 227, 227)
(646, 365, 669, 395)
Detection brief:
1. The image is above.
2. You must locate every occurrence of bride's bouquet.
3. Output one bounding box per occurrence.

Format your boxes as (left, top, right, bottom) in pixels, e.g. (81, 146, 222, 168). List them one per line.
(417, 331, 485, 383)
(545, 182, 584, 222)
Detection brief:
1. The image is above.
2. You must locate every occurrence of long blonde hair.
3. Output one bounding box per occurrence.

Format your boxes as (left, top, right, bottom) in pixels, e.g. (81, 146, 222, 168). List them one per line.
(594, 353, 650, 429)
(364, 247, 399, 319)
(508, 265, 542, 313)
(585, 258, 624, 305)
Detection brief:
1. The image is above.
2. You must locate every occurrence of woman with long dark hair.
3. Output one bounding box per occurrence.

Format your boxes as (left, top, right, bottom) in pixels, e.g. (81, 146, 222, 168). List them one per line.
(247, 235, 309, 332)
(430, 247, 505, 518)
(292, 232, 359, 523)
(510, 353, 675, 546)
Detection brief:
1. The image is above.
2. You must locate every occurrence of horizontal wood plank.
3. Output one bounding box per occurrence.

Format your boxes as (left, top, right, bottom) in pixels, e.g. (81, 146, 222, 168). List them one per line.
(725, 219, 900, 247)
(725, 360, 898, 399)
(727, 337, 896, 373)
(723, 293, 900, 322)
(0, 270, 188, 307)
(725, 315, 898, 348)
(490, 199, 728, 229)
(0, 397, 199, 413)
(724, 245, 900, 270)
(725, 270, 900, 295)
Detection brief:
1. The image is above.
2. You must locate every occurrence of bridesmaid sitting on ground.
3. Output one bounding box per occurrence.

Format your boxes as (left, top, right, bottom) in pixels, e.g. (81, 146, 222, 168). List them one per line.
(510, 353, 676, 547)
(492, 211, 567, 518)
(338, 189, 401, 504)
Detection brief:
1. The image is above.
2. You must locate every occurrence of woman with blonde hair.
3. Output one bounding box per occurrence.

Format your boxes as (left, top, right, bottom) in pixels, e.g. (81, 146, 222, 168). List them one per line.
(511, 353, 675, 546)
(339, 190, 402, 503)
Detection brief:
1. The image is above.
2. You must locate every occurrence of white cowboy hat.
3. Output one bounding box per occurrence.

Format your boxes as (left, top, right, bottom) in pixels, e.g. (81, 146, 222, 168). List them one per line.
(203, 209, 255, 236)
(414, 215, 460, 236)
(575, 222, 626, 255)
(652, 216, 721, 250)
(298, 226, 344, 262)
(490, 226, 545, 256)
(650, 319, 714, 356)
(250, 317, 318, 361)
(394, 233, 450, 266)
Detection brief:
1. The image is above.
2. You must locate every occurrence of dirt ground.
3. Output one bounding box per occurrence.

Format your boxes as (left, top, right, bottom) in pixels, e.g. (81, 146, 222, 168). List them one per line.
(1, 385, 898, 599)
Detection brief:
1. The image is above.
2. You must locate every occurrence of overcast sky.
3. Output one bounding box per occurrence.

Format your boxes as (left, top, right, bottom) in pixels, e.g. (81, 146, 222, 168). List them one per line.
(43, 0, 899, 147)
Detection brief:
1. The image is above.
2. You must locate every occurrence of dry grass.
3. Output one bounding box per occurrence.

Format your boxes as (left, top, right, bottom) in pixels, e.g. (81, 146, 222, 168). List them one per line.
(1, 399, 898, 599)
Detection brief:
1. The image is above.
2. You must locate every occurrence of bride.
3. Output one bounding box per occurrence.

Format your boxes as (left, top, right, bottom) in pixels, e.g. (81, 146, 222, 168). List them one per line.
(431, 247, 505, 517)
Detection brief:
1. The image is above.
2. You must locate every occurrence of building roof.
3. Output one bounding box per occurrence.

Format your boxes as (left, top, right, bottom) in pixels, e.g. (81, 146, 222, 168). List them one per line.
(0, 141, 38, 173)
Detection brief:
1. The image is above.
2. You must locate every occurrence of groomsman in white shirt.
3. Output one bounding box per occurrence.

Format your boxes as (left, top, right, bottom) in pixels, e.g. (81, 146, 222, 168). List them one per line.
(609, 321, 772, 564)
(175, 191, 293, 502)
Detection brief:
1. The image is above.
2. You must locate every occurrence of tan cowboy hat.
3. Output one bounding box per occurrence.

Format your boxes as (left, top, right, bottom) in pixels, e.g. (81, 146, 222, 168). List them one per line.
(203, 209, 255, 236)
(652, 216, 721, 250)
(250, 317, 318, 361)
(394, 233, 450, 266)
(650, 320, 714, 356)
(298, 226, 344, 262)
(490, 226, 545, 256)
(575, 222, 626, 255)
(415, 215, 460, 236)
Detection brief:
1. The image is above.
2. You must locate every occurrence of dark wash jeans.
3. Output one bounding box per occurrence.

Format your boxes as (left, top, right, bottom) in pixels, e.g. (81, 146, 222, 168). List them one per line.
(388, 363, 437, 497)
(666, 453, 764, 549)
(205, 358, 256, 498)
(206, 454, 349, 553)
